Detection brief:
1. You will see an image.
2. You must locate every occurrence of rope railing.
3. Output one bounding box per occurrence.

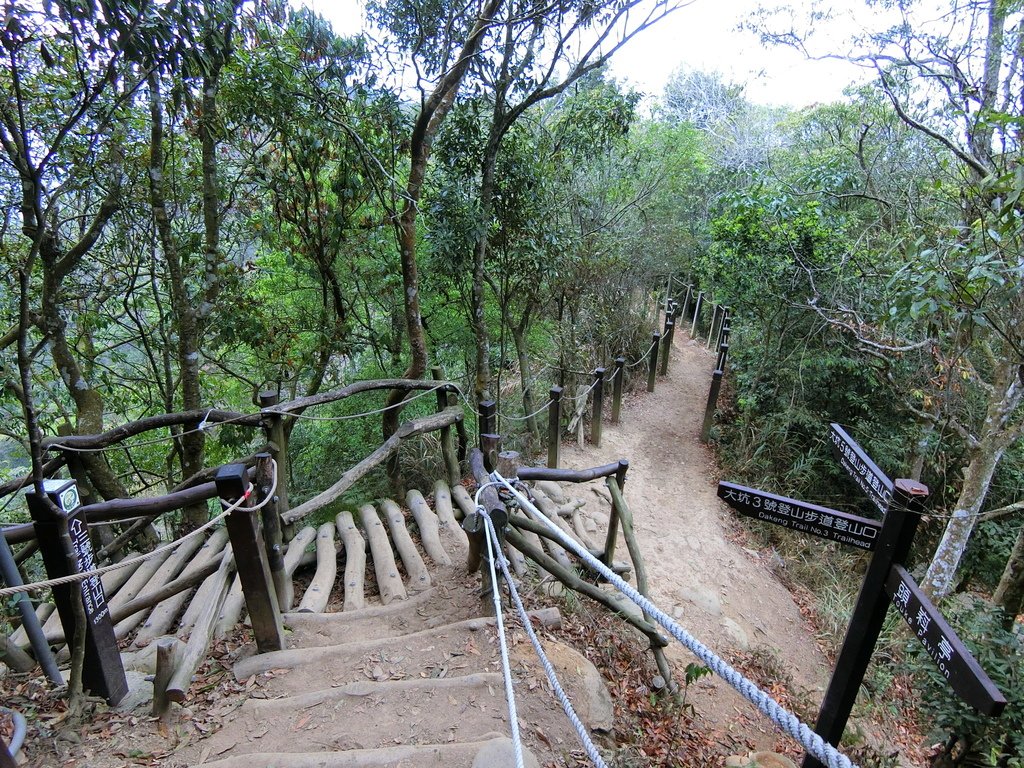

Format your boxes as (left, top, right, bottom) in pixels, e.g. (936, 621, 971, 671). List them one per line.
(491, 470, 859, 768)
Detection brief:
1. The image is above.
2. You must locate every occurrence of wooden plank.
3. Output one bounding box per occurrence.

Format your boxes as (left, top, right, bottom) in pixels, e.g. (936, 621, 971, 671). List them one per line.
(406, 490, 452, 566)
(717, 481, 880, 551)
(380, 500, 430, 593)
(297, 523, 338, 613)
(334, 511, 366, 612)
(433, 480, 468, 551)
(886, 564, 1006, 715)
(358, 504, 407, 605)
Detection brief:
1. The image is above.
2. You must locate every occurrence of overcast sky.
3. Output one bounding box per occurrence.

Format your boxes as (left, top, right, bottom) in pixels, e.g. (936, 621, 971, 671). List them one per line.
(300, 0, 872, 108)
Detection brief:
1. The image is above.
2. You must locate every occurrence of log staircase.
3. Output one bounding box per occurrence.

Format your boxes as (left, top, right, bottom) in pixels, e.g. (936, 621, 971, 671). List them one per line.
(157, 478, 613, 768)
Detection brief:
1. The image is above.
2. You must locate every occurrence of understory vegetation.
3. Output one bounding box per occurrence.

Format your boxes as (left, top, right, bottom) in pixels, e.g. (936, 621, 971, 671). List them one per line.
(1, 0, 1022, 763)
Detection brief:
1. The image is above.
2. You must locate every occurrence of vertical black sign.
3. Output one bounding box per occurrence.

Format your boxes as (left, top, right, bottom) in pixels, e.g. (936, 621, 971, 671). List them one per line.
(828, 423, 893, 514)
(885, 565, 1005, 716)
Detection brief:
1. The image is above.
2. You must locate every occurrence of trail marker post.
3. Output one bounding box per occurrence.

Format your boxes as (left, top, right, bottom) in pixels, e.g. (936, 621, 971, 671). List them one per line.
(26, 479, 127, 704)
(612, 356, 625, 425)
(591, 368, 605, 447)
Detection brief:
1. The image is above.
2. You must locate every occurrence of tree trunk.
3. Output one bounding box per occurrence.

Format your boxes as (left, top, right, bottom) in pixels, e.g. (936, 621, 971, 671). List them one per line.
(922, 363, 1022, 599)
(510, 305, 540, 440)
(994, 526, 1024, 628)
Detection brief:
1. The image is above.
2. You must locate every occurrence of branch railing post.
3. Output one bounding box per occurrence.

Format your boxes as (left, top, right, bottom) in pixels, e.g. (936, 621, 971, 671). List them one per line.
(717, 342, 730, 372)
(547, 386, 562, 468)
(215, 464, 284, 653)
(700, 370, 724, 443)
(681, 284, 693, 320)
(690, 291, 704, 338)
(611, 356, 625, 425)
(659, 316, 675, 376)
(601, 459, 629, 566)
(255, 452, 290, 612)
(259, 392, 292, 541)
(591, 368, 606, 447)
(715, 307, 730, 349)
(432, 366, 460, 484)
(647, 332, 660, 392)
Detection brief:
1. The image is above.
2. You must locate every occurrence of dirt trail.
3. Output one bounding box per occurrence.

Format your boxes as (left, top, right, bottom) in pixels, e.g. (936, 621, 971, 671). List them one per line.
(558, 327, 832, 745)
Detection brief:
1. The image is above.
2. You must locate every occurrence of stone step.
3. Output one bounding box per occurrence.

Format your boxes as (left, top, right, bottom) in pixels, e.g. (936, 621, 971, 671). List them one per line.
(192, 674, 509, 758)
(192, 736, 538, 768)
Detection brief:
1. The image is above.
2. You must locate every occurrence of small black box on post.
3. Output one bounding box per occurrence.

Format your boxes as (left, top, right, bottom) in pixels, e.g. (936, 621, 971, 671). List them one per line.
(26, 479, 127, 704)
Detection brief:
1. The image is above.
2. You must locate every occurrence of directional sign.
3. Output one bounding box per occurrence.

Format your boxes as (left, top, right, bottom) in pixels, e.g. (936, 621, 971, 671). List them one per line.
(829, 423, 893, 514)
(886, 565, 1006, 716)
(717, 481, 881, 551)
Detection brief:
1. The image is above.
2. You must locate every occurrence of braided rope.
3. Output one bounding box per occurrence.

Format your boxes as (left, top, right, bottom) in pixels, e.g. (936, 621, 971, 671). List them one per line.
(626, 338, 659, 368)
(492, 472, 859, 768)
(474, 487, 525, 768)
(0, 465, 277, 598)
(500, 399, 554, 424)
(482, 508, 609, 768)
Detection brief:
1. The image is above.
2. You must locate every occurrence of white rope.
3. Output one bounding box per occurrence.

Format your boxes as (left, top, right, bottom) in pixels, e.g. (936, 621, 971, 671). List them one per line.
(48, 411, 258, 453)
(500, 399, 554, 423)
(474, 487, 525, 768)
(265, 383, 453, 422)
(561, 377, 601, 404)
(626, 338, 659, 368)
(0, 461, 279, 598)
(482, 508, 609, 768)
(492, 472, 859, 768)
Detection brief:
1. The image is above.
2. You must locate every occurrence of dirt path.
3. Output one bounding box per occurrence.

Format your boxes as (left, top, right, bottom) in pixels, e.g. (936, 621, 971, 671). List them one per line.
(558, 328, 832, 750)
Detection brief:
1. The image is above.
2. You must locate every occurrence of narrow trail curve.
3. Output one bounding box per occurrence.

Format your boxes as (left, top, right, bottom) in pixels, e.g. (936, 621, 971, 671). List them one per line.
(558, 328, 832, 742)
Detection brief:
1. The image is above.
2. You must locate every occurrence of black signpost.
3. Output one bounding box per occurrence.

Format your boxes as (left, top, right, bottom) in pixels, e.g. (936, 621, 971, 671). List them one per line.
(718, 423, 1005, 768)
(26, 479, 127, 704)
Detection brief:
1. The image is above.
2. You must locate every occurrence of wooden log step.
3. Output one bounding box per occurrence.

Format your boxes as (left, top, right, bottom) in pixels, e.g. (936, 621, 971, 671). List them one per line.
(504, 541, 528, 577)
(189, 737, 532, 768)
(214, 575, 244, 639)
(433, 479, 469, 551)
(450, 484, 475, 521)
(358, 504, 406, 605)
(406, 490, 452, 566)
(282, 582, 490, 647)
(178, 543, 232, 635)
(296, 522, 337, 613)
(527, 489, 576, 570)
(335, 510, 366, 612)
(233, 609, 562, 693)
(380, 499, 430, 593)
(133, 528, 229, 648)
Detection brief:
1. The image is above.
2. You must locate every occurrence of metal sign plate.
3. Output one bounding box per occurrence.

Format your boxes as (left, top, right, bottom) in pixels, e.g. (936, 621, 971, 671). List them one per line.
(717, 481, 880, 551)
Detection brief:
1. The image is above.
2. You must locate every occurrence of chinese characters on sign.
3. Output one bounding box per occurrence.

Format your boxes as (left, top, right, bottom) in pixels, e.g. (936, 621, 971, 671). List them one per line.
(68, 517, 110, 626)
(829, 423, 893, 515)
(885, 565, 1006, 716)
(717, 481, 880, 551)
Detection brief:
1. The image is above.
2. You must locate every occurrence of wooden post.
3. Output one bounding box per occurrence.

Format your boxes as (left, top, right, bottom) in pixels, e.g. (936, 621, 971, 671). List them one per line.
(478, 400, 499, 472)
(259, 392, 291, 540)
(681, 285, 693, 320)
(215, 465, 285, 653)
(802, 480, 928, 768)
(26, 480, 127, 704)
(700, 370, 724, 443)
(647, 332, 660, 393)
(707, 304, 722, 349)
(151, 637, 176, 730)
(716, 343, 730, 372)
(591, 368, 605, 447)
(255, 453, 290, 612)
(432, 366, 460, 484)
(611, 357, 625, 425)
(547, 386, 562, 469)
(690, 291, 704, 338)
(659, 317, 674, 376)
(716, 307, 730, 349)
